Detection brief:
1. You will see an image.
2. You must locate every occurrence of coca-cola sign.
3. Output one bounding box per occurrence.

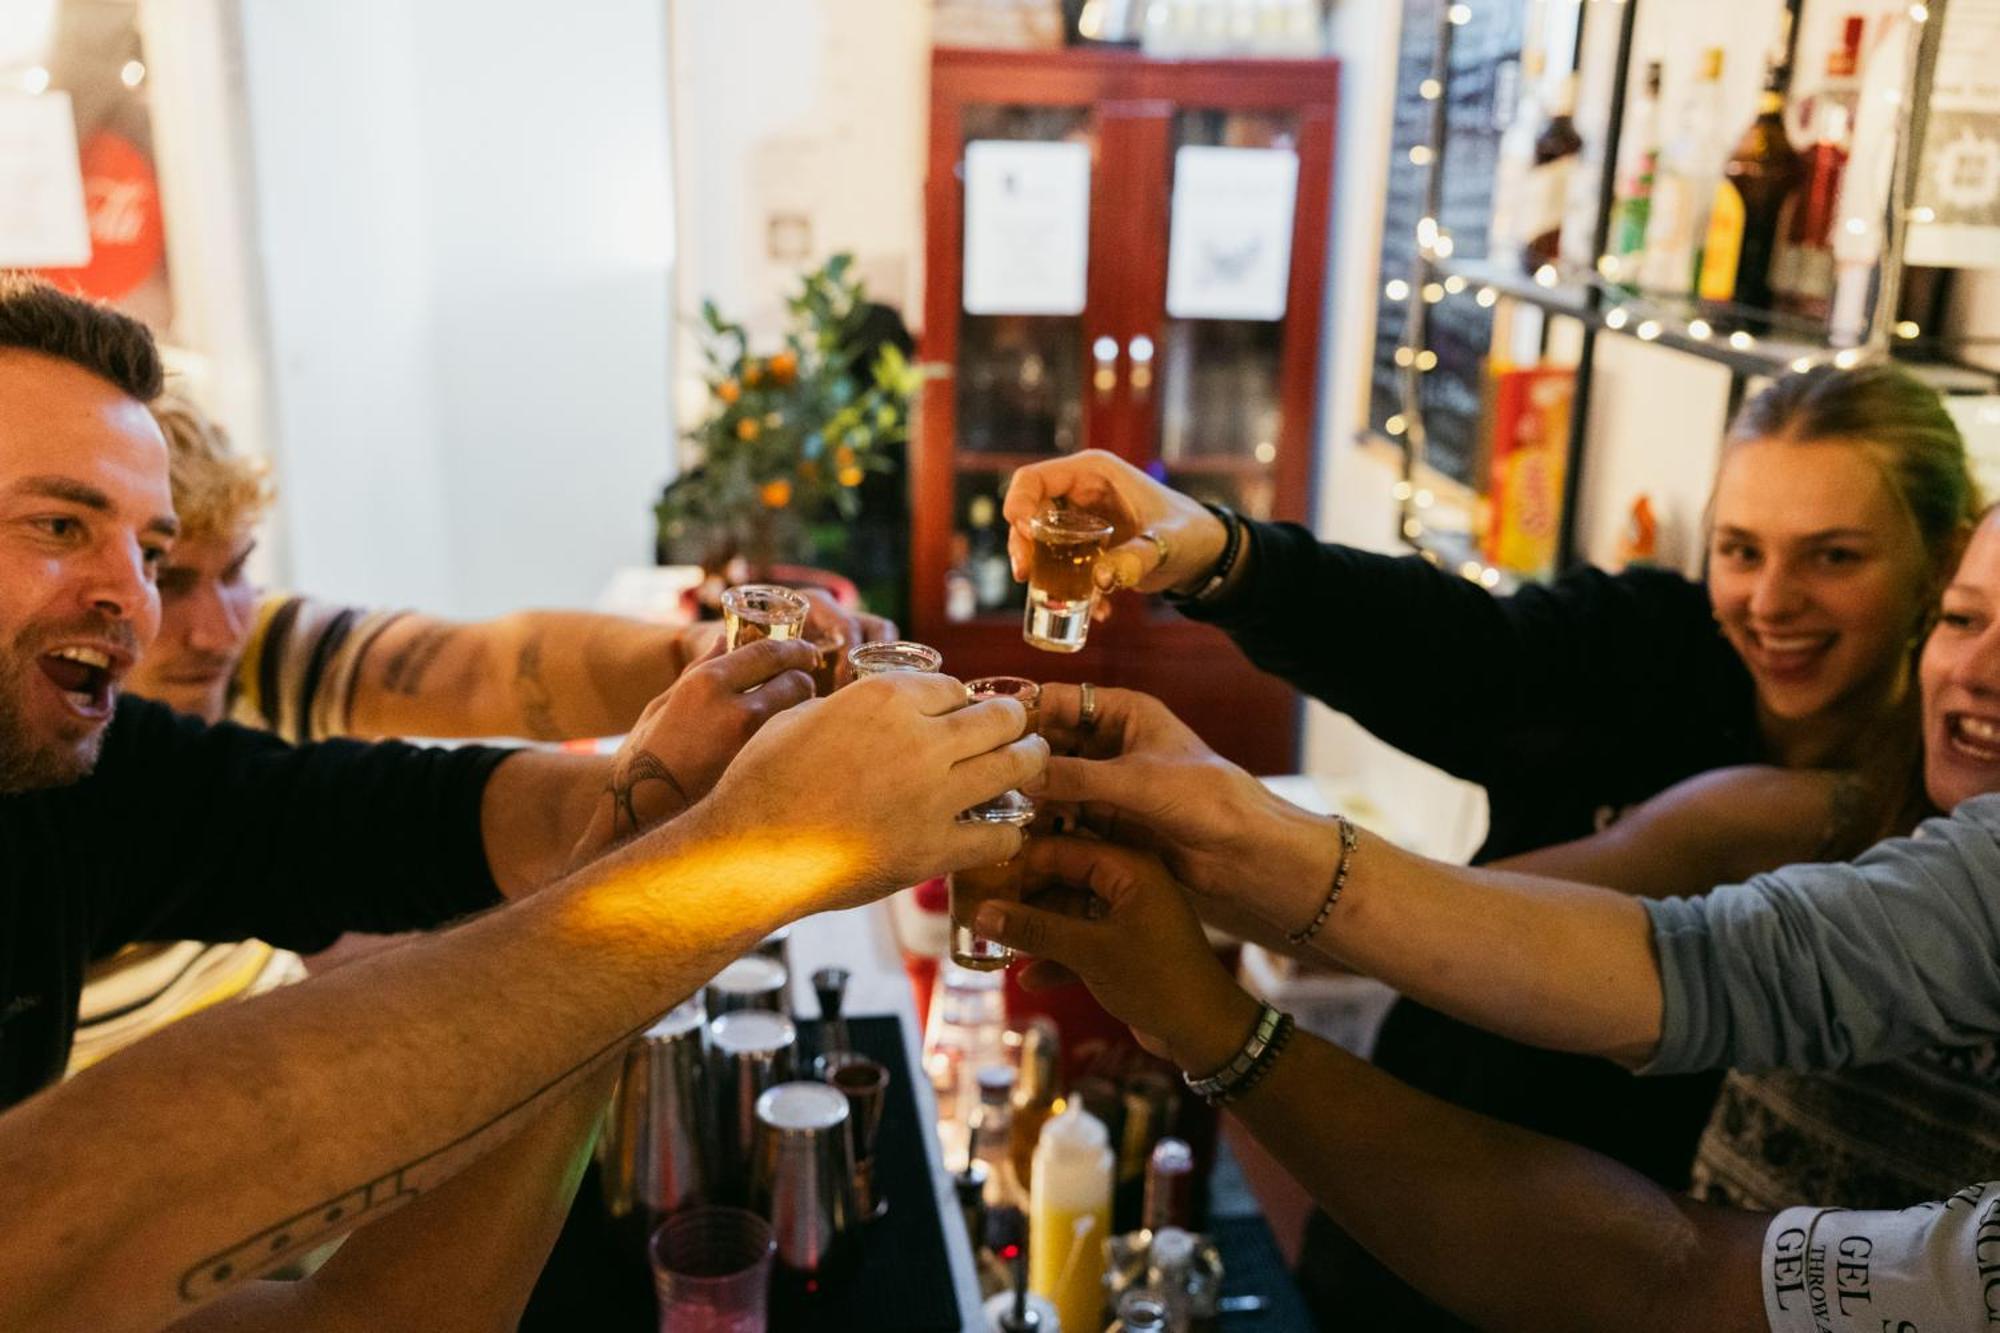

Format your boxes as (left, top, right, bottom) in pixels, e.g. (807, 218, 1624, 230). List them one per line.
(36, 130, 164, 302)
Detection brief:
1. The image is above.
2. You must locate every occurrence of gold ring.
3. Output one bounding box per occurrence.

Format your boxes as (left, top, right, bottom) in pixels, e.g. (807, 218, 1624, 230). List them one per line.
(1078, 681, 1099, 732)
(1140, 529, 1171, 570)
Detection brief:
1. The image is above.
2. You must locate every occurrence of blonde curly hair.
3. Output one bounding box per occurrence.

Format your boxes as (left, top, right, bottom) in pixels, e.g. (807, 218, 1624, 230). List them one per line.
(149, 395, 274, 543)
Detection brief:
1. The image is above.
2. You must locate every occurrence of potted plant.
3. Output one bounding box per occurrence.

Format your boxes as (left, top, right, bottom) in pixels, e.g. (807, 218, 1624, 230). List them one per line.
(656, 255, 919, 611)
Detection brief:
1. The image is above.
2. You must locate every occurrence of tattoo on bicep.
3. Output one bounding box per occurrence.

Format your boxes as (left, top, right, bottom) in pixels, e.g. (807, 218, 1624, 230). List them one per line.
(378, 623, 456, 697)
(609, 749, 691, 840)
(516, 634, 561, 741)
(176, 1017, 651, 1306)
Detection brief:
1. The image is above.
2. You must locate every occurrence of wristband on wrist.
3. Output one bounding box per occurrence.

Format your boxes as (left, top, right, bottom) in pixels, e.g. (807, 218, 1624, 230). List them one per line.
(1287, 815, 1359, 948)
(1166, 502, 1243, 605)
(1182, 1002, 1296, 1107)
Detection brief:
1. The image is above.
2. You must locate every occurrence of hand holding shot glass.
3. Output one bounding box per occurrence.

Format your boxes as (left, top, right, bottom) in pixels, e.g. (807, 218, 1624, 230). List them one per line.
(1023, 505, 1115, 652)
(722, 584, 810, 651)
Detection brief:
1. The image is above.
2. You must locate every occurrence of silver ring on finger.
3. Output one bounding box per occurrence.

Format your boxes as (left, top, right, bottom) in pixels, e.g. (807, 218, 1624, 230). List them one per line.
(1078, 680, 1100, 733)
(1140, 529, 1171, 571)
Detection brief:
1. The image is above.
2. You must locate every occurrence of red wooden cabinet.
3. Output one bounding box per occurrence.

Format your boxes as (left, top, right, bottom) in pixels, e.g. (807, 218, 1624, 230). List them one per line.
(913, 46, 1338, 775)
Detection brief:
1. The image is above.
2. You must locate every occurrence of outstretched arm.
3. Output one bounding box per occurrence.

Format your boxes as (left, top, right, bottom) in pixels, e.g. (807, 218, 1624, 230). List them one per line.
(0, 673, 1042, 1333)
(347, 596, 893, 743)
(980, 841, 1770, 1333)
(165, 1065, 619, 1333)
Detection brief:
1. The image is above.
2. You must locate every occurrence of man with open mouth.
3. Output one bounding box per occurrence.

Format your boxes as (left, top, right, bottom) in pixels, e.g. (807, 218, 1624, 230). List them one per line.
(0, 274, 1046, 1330)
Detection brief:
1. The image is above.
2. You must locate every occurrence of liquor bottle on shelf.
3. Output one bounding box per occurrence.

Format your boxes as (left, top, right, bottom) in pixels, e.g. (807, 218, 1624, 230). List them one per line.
(1699, 17, 1802, 309)
(1828, 6, 1907, 346)
(1521, 72, 1583, 273)
(1489, 49, 1546, 264)
(1774, 98, 1851, 320)
(1640, 47, 1729, 296)
(1605, 60, 1665, 288)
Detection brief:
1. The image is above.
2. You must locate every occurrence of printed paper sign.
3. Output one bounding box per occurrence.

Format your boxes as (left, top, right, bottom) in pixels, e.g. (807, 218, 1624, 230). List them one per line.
(962, 139, 1091, 316)
(1166, 146, 1299, 321)
(0, 93, 90, 268)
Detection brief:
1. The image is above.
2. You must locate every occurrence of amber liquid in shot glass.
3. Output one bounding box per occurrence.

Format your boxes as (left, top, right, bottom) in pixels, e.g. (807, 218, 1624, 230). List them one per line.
(722, 584, 809, 652)
(950, 789, 1037, 970)
(1025, 507, 1114, 653)
(965, 676, 1041, 737)
(808, 636, 847, 697)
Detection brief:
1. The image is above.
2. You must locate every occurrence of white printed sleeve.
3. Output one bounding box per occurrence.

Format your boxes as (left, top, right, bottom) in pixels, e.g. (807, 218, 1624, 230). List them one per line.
(1763, 1182, 2000, 1331)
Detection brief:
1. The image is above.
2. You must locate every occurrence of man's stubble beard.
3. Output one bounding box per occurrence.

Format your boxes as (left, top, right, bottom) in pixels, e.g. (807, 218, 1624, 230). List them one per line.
(0, 641, 102, 794)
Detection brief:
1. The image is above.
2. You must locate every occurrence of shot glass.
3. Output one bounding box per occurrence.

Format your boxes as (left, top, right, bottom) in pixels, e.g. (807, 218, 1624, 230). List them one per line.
(807, 628, 849, 696)
(949, 789, 1038, 971)
(722, 584, 809, 652)
(1024, 506, 1114, 653)
(846, 640, 944, 677)
(649, 1205, 775, 1333)
(964, 676, 1041, 738)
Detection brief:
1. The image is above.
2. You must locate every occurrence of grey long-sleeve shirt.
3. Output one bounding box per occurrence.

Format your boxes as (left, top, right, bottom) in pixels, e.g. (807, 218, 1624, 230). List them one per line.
(1642, 798, 2000, 1331)
(1643, 792, 2000, 1077)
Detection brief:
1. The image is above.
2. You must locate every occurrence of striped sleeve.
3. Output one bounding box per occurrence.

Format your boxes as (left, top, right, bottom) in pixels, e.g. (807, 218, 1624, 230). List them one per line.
(229, 594, 409, 743)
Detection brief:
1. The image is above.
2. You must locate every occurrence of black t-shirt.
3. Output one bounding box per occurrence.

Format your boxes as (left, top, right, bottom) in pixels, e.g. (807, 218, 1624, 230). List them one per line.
(0, 697, 508, 1108)
(1178, 519, 1761, 857)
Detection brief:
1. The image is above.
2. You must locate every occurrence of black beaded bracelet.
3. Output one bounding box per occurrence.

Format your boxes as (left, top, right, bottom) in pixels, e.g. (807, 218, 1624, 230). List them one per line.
(1182, 1003, 1296, 1108)
(1288, 815, 1359, 947)
(1166, 502, 1243, 605)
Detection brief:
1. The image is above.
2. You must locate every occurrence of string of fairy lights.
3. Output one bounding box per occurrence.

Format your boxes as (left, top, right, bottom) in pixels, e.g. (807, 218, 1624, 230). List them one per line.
(1383, 0, 1948, 587)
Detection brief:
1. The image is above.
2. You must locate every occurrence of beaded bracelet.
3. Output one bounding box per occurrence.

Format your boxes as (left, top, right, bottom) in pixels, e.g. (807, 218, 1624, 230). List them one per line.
(1288, 815, 1359, 947)
(1166, 502, 1243, 605)
(1182, 1003, 1296, 1107)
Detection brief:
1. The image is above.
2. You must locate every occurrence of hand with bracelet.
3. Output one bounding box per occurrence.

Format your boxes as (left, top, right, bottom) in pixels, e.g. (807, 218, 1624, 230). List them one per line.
(1001, 449, 1247, 599)
(1027, 682, 1353, 951)
(974, 837, 1272, 1088)
(1027, 682, 1670, 1068)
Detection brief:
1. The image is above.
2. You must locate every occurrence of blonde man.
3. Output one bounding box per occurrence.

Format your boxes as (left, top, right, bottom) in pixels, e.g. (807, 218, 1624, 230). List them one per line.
(134, 396, 890, 743)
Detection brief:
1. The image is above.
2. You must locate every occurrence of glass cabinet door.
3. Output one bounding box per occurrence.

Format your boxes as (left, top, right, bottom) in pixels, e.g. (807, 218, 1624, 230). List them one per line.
(1146, 108, 1303, 523)
(948, 103, 1098, 621)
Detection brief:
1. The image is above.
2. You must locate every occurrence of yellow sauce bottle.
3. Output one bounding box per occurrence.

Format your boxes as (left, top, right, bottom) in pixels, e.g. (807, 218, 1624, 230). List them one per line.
(1029, 1104, 1113, 1333)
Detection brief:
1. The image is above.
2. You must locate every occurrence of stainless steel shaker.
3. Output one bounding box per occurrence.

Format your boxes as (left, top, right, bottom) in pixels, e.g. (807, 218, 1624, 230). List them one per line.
(705, 954, 790, 1017)
(750, 1080, 855, 1275)
(709, 1008, 798, 1203)
(598, 998, 710, 1217)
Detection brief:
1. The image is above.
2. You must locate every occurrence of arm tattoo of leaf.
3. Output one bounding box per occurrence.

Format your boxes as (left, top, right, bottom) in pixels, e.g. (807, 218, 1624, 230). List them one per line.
(610, 749, 691, 840)
(378, 623, 456, 697)
(514, 633, 561, 741)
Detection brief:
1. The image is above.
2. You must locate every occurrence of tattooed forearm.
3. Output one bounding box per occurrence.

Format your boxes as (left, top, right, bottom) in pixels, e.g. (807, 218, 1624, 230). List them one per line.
(379, 623, 456, 697)
(514, 634, 561, 741)
(176, 1017, 649, 1305)
(609, 750, 690, 840)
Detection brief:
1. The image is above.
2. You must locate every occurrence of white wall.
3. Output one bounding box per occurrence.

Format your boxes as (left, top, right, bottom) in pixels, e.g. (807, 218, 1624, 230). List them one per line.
(668, 0, 929, 431)
(236, 0, 676, 616)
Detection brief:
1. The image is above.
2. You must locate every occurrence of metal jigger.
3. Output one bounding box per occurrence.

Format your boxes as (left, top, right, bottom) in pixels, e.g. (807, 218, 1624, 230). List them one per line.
(811, 965, 851, 1074)
(751, 1081, 855, 1276)
(705, 954, 789, 1018)
(821, 1051, 890, 1220)
(709, 1009, 798, 1204)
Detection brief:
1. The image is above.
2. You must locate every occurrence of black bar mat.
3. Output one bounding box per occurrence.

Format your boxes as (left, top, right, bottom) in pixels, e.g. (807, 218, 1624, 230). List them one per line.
(768, 1014, 963, 1331)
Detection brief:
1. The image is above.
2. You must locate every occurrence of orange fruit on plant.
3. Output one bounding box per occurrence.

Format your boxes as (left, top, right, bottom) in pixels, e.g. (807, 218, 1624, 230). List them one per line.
(769, 351, 798, 384)
(716, 379, 741, 404)
(735, 417, 760, 441)
(760, 478, 793, 508)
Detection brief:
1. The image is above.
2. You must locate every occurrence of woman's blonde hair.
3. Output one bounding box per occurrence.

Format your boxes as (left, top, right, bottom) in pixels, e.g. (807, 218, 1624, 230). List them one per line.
(1725, 361, 1979, 585)
(149, 396, 274, 543)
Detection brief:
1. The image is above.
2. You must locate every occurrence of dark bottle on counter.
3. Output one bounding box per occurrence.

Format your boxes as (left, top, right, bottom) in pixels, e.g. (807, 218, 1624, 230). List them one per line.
(1521, 72, 1583, 273)
(1699, 15, 1802, 309)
